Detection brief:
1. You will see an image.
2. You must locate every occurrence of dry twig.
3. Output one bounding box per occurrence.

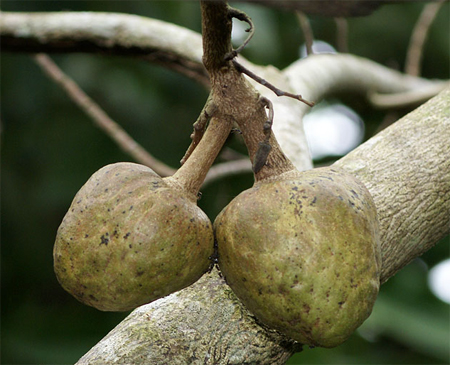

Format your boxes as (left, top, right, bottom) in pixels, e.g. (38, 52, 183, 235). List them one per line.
(335, 17, 349, 53)
(405, 0, 445, 77)
(296, 11, 314, 56)
(33, 53, 176, 177)
(233, 60, 315, 107)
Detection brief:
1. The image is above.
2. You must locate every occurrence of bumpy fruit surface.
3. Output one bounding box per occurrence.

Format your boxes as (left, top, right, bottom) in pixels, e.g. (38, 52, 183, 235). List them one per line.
(54, 162, 214, 311)
(214, 167, 380, 347)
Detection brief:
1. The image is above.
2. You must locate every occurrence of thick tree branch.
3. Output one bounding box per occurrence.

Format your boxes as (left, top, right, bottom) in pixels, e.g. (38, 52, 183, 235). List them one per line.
(0, 11, 209, 86)
(77, 87, 450, 365)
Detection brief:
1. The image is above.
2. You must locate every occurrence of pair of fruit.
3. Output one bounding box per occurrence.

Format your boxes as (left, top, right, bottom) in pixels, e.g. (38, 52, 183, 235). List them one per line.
(54, 156, 380, 348)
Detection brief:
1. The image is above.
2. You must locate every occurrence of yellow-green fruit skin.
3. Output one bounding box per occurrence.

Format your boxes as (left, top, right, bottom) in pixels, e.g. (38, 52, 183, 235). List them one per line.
(214, 167, 381, 347)
(54, 162, 214, 311)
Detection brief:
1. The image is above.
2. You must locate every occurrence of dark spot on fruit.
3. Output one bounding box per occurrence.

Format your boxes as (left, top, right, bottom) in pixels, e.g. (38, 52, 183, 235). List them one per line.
(100, 235, 109, 246)
(303, 304, 310, 314)
(84, 234, 89, 238)
(104, 188, 109, 192)
(129, 205, 133, 210)
(89, 294, 98, 302)
(123, 232, 131, 239)
(129, 244, 132, 249)
(136, 271, 144, 277)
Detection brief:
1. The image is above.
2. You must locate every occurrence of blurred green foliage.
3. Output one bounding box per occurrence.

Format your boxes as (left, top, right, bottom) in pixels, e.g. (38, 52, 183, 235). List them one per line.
(1, 1, 449, 364)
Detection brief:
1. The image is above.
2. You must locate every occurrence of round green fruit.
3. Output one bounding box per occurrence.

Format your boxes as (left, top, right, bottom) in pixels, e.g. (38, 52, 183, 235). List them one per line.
(54, 162, 214, 311)
(214, 167, 381, 347)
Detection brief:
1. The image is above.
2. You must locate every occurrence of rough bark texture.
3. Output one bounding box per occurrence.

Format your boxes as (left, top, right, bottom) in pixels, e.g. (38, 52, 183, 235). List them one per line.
(77, 88, 450, 365)
(76, 267, 300, 365)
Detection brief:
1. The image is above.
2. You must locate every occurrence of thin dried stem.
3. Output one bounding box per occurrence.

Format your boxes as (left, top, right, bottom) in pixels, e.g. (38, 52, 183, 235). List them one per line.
(224, 7, 255, 61)
(33, 53, 176, 177)
(405, 0, 445, 77)
(296, 11, 314, 56)
(233, 60, 315, 107)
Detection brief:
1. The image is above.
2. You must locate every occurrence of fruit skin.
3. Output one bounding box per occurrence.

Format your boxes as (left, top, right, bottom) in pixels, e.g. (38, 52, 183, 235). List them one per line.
(54, 162, 214, 311)
(214, 167, 381, 347)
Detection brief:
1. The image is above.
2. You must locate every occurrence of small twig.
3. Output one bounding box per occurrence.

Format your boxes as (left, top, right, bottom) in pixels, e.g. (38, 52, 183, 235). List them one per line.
(405, 0, 445, 77)
(296, 11, 314, 56)
(233, 60, 315, 107)
(180, 94, 216, 165)
(335, 17, 349, 53)
(33, 53, 176, 177)
(224, 7, 255, 61)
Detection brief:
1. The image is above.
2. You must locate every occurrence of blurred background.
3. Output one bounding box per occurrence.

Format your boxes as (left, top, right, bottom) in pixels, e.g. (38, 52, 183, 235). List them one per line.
(1, 1, 449, 364)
